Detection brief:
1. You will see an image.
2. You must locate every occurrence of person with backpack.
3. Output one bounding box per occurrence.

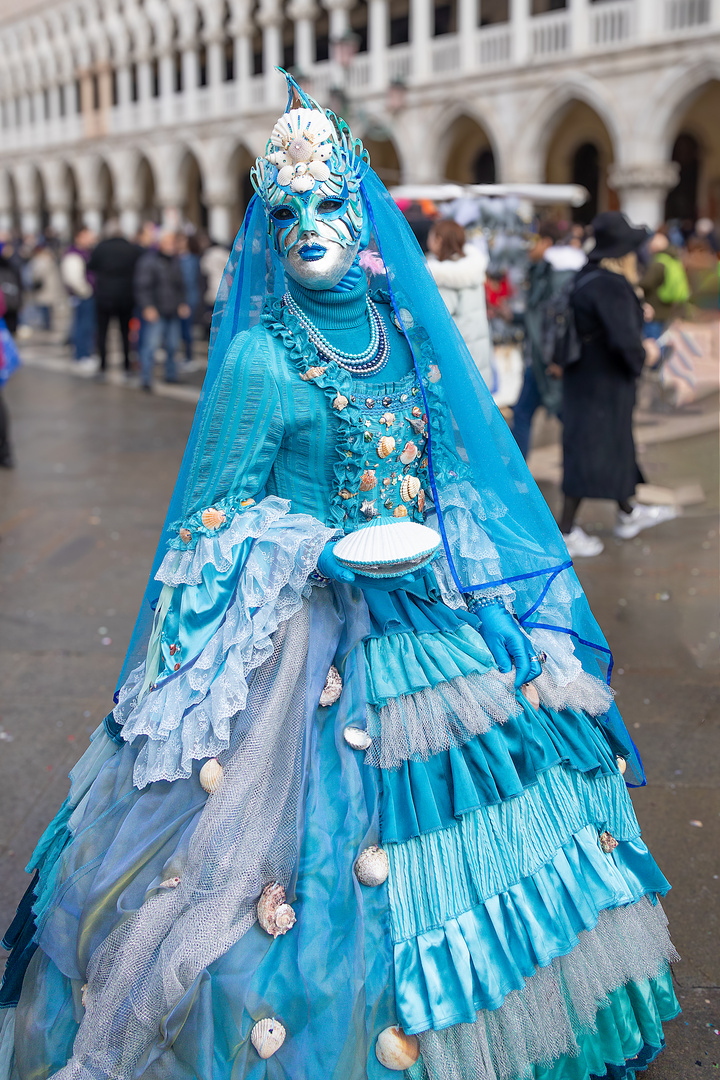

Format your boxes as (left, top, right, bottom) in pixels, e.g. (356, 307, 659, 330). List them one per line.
(559, 212, 676, 558)
(511, 223, 586, 459)
(640, 230, 690, 338)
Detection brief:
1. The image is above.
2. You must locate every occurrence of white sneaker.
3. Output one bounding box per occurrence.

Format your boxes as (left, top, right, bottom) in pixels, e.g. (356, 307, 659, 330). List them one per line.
(563, 526, 604, 557)
(614, 504, 677, 540)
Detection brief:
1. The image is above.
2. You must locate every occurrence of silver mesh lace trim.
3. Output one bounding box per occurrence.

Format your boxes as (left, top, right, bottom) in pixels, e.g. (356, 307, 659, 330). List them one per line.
(417, 897, 678, 1080)
(50, 605, 312, 1080)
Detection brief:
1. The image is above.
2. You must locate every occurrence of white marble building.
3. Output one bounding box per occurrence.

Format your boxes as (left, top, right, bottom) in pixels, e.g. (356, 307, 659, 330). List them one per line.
(0, 0, 719, 243)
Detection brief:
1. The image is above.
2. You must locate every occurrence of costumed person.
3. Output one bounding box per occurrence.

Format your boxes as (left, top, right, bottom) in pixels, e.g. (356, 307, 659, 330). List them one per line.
(561, 213, 677, 554)
(426, 219, 495, 392)
(0, 79, 679, 1080)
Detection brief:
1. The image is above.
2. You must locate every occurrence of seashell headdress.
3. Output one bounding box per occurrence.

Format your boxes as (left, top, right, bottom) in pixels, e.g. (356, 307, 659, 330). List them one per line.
(251, 71, 369, 232)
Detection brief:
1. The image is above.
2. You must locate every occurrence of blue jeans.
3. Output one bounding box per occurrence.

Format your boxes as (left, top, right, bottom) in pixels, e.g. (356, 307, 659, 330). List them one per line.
(511, 365, 542, 460)
(139, 316, 181, 386)
(72, 296, 96, 360)
(180, 315, 194, 360)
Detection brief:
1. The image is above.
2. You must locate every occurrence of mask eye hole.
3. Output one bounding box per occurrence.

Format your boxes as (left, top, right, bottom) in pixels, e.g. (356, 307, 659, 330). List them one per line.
(271, 206, 297, 223)
(317, 199, 344, 215)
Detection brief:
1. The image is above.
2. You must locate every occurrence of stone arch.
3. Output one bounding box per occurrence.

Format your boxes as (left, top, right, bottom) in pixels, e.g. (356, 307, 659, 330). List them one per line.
(438, 111, 500, 185)
(179, 146, 207, 230)
(543, 99, 618, 223)
(97, 159, 116, 223)
(228, 142, 255, 237)
(136, 154, 159, 223)
(661, 79, 720, 224)
(362, 126, 402, 187)
(0, 169, 20, 234)
(641, 56, 720, 159)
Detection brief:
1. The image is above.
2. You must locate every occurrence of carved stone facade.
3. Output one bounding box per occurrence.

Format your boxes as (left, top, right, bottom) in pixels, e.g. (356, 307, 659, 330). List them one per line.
(0, 0, 718, 241)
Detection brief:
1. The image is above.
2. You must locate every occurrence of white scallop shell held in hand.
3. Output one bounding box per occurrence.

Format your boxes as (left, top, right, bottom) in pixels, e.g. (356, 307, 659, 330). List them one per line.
(376, 1026, 420, 1070)
(319, 664, 342, 707)
(251, 1017, 286, 1059)
(257, 882, 297, 937)
(355, 845, 389, 886)
(521, 682, 540, 708)
(343, 726, 372, 751)
(199, 758, 223, 793)
(333, 520, 441, 579)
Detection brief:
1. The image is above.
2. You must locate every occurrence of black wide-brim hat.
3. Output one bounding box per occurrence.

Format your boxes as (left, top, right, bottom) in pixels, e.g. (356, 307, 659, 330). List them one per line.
(588, 212, 650, 261)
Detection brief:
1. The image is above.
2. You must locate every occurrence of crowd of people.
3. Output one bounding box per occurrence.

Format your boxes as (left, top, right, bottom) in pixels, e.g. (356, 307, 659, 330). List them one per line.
(0, 224, 230, 391)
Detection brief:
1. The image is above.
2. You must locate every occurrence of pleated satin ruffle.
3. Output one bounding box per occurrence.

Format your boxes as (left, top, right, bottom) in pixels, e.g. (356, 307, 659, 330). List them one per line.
(379, 699, 623, 844)
(364, 625, 496, 706)
(393, 828, 671, 1033)
(415, 964, 679, 1080)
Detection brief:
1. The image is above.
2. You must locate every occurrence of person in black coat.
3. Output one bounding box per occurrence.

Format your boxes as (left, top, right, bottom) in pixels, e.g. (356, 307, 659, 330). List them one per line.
(559, 212, 676, 557)
(134, 232, 189, 390)
(88, 225, 144, 377)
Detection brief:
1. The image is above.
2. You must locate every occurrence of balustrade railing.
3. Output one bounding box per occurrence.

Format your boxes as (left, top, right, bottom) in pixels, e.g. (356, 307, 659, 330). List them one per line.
(476, 23, 513, 67)
(590, 0, 635, 47)
(388, 44, 413, 84)
(531, 10, 572, 58)
(431, 36, 460, 75)
(665, 0, 712, 29)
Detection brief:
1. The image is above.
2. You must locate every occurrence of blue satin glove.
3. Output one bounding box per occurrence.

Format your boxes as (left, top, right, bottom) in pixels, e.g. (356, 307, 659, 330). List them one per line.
(316, 541, 429, 592)
(475, 601, 542, 688)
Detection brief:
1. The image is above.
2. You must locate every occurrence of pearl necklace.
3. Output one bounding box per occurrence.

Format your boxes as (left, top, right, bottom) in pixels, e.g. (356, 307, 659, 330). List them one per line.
(282, 291, 390, 376)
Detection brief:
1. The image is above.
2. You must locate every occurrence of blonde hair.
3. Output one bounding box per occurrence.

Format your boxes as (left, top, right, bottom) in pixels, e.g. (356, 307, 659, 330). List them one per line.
(600, 251, 639, 285)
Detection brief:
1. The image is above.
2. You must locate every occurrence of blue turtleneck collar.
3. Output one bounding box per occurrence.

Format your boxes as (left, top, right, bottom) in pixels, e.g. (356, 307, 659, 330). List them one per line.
(285, 262, 368, 329)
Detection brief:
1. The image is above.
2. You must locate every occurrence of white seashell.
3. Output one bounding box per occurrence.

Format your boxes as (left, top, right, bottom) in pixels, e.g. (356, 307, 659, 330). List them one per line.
(376, 1026, 420, 1070)
(521, 682, 540, 708)
(429, 364, 441, 382)
(355, 845, 389, 886)
(179, 527, 192, 544)
(377, 435, 396, 459)
(308, 160, 331, 182)
(393, 505, 408, 518)
(380, 411, 395, 427)
(199, 758, 223, 794)
(257, 882, 297, 937)
(251, 1017, 286, 1059)
(344, 726, 372, 751)
(300, 366, 327, 381)
(333, 520, 441, 579)
(159, 876, 181, 889)
(399, 442, 418, 465)
(616, 756, 627, 775)
(359, 469, 377, 491)
(333, 393, 348, 410)
(81, 983, 89, 1008)
(400, 475, 421, 503)
(319, 664, 342, 707)
(291, 174, 315, 193)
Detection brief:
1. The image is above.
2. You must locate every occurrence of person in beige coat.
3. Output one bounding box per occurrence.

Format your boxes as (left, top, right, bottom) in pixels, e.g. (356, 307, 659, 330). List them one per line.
(29, 243, 65, 330)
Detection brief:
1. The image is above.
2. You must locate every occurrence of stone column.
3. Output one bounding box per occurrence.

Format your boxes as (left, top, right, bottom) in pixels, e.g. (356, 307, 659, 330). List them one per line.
(510, 0, 530, 65)
(181, 45, 199, 96)
(635, 0, 658, 43)
(608, 162, 680, 230)
(206, 35, 225, 87)
(568, 0, 588, 54)
(368, 0, 388, 90)
(410, 0, 432, 82)
(136, 56, 153, 102)
(116, 64, 132, 107)
(458, 0, 476, 71)
(288, 0, 317, 73)
(42, 159, 73, 242)
(257, 0, 283, 103)
(206, 196, 233, 244)
(14, 162, 41, 236)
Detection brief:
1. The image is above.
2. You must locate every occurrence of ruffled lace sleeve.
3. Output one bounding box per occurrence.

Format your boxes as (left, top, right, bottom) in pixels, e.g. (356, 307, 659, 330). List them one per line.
(114, 497, 335, 788)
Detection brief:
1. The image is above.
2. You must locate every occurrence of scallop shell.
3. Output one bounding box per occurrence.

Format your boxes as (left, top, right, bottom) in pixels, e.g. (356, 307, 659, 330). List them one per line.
(380, 411, 395, 427)
(616, 756, 627, 775)
(300, 366, 327, 381)
(400, 476, 421, 503)
(355, 845, 389, 886)
(319, 664, 342, 707)
(251, 1018, 286, 1059)
(257, 882, 297, 937)
(333, 520, 441, 578)
(179, 528, 192, 544)
(333, 393, 348, 410)
(417, 489, 426, 513)
(343, 726, 372, 751)
(377, 436, 396, 459)
(199, 758, 223, 794)
(399, 442, 418, 465)
(376, 1026, 420, 1070)
(521, 682, 540, 708)
(393, 505, 408, 518)
(359, 469, 377, 491)
(201, 507, 226, 531)
(599, 830, 619, 854)
(429, 364, 441, 383)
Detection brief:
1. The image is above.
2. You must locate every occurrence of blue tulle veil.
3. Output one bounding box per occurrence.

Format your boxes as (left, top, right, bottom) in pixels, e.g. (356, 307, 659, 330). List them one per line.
(117, 75, 644, 786)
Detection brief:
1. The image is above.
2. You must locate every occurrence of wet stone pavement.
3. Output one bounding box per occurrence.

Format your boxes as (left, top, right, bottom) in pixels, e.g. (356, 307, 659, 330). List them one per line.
(0, 362, 718, 1077)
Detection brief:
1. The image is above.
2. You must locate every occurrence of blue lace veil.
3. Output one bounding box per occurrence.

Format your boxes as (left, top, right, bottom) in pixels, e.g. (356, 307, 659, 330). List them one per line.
(117, 75, 644, 786)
